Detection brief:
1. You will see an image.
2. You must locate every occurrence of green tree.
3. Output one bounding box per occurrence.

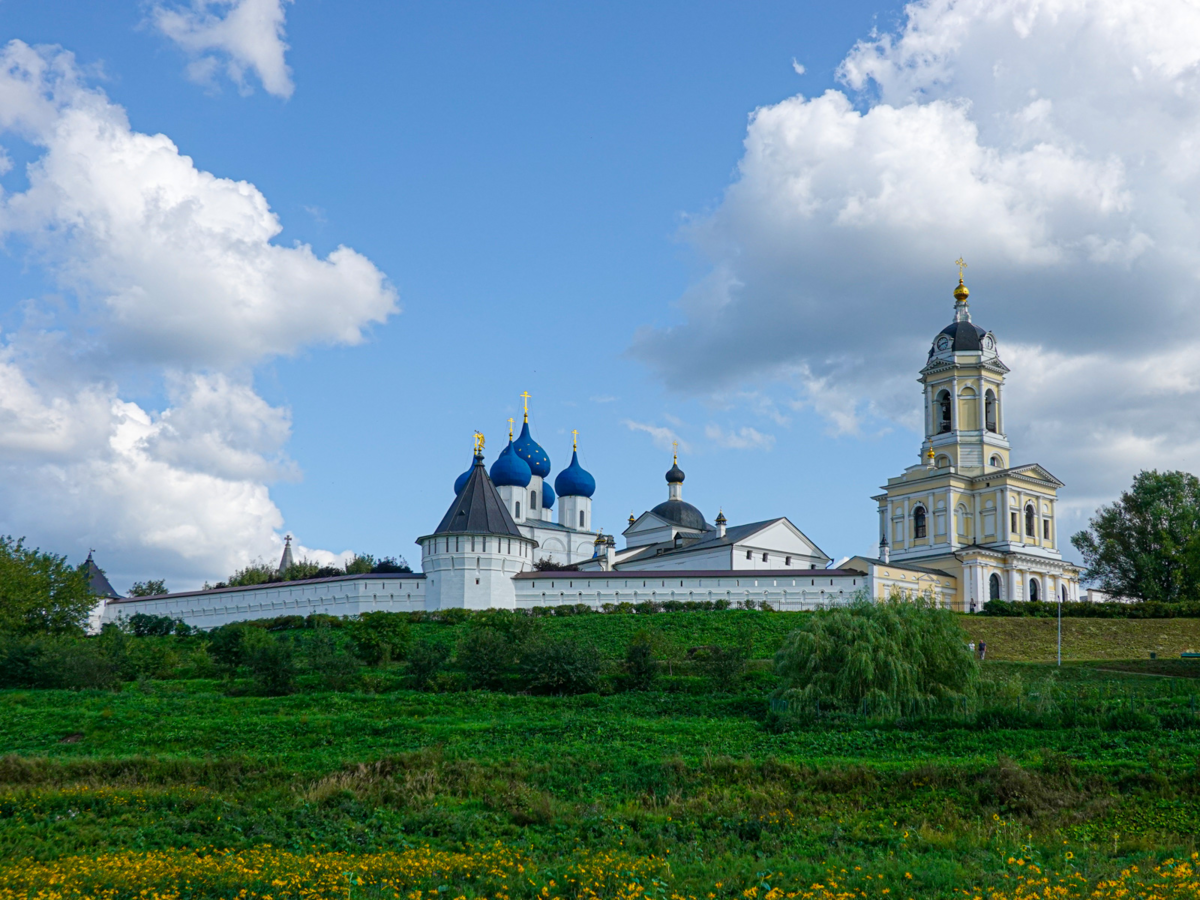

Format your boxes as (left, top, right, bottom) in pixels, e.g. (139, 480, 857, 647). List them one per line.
(0, 536, 94, 635)
(458, 627, 514, 689)
(1072, 470, 1200, 603)
(775, 593, 977, 716)
(128, 580, 167, 597)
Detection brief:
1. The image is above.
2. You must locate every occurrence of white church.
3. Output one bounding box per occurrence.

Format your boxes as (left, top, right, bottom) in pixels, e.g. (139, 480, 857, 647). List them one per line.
(97, 271, 1080, 629)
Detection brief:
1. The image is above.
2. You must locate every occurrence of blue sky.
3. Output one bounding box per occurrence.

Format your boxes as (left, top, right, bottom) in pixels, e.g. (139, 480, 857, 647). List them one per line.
(3, 0, 1198, 590)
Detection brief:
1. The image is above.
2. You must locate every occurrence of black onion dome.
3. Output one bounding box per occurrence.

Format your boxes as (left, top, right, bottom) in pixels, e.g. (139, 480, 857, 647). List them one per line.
(665, 462, 685, 483)
(931, 320, 988, 355)
(650, 499, 710, 531)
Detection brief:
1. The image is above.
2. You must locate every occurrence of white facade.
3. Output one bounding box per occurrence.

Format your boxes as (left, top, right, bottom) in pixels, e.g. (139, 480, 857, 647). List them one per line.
(100, 575, 427, 630)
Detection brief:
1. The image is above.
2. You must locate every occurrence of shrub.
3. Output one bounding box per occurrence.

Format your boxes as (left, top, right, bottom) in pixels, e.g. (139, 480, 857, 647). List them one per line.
(242, 629, 297, 695)
(206, 624, 251, 675)
(775, 593, 978, 716)
(1105, 708, 1160, 731)
(305, 627, 360, 690)
(347, 612, 411, 666)
(407, 640, 451, 690)
(127, 614, 183, 637)
(518, 635, 600, 695)
(458, 628, 513, 689)
(621, 633, 658, 691)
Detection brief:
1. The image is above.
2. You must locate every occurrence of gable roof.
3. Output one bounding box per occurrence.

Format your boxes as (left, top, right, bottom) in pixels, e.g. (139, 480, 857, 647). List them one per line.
(971, 463, 1064, 488)
(429, 456, 525, 538)
(614, 517, 830, 567)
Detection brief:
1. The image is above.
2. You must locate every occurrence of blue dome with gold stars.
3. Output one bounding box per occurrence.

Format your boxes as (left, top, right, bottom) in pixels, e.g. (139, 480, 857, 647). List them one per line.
(512, 420, 551, 478)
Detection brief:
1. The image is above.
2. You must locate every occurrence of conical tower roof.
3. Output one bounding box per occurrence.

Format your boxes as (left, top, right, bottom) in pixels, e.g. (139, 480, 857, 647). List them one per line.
(84, 552, 121, 599)
(432, 454, 524, 537)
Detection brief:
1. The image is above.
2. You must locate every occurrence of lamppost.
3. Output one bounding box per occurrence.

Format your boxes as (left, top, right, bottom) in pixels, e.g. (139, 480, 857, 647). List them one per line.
(1057, 583, 1062, 667)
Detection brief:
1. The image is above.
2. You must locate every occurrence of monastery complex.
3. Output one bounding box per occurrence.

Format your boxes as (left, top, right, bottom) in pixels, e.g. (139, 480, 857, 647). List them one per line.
(96, 271, 1081, 629)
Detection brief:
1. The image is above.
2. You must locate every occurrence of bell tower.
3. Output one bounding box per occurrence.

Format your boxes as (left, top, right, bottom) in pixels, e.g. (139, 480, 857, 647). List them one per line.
(871, 261, 1081, 613)
(918, 260, 1010, 474)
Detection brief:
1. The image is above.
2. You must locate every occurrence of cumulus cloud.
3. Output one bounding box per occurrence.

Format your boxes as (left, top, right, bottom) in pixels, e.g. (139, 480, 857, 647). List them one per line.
(0, 41, 392, 586)
(705, 424, 775, 451)
(623, 419, 690, 454)
(632, 0, 1200, 510)
(153, 0, 294, 98)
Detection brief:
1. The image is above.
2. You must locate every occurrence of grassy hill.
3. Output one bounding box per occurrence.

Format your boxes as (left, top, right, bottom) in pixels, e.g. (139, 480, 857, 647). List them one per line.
(3, 610, 1200, 900)
(959, 616, 1200, 662)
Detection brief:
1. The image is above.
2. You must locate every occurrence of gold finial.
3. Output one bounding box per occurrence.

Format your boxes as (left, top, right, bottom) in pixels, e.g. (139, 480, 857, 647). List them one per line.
(953, 257, 969, 302)
(926, 447, 936, 464)
(629, 511, 636, 526)
(672, 440, 678, 464)
(520, 391, 531, 422)
(508, 417, 514, 440)
(473, 431, 485, 456)
(571, 429, 578, 451)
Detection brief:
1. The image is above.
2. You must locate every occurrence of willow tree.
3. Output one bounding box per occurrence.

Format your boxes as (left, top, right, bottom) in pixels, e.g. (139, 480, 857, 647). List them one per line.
(774, 592, 977, 716)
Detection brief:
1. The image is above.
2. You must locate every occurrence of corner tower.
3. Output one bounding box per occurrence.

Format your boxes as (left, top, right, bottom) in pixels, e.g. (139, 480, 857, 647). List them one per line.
(872, 264, 1080, 612)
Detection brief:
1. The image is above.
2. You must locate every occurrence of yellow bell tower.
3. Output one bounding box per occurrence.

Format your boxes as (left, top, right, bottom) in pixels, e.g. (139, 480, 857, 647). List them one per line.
(919, 259, 1010, 474)
(870, 262, 1081, 612)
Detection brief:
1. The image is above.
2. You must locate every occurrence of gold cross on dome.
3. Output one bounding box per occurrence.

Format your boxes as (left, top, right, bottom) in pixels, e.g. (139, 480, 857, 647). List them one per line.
(955, 257, 968, 280)
(572, 429, 578, 450)
(508, 417, 514, 440)
(672, 439, 679, 463)
(520, 391, 531, 421)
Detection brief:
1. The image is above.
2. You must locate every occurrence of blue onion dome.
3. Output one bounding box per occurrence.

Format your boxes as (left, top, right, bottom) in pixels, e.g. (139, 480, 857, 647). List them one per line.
(512, 420, 551, 477)
(555, 450, 596, 498)
(453, 462, 474, 495)
(541, 480, 556, 509)
(490, 440, 532, 487)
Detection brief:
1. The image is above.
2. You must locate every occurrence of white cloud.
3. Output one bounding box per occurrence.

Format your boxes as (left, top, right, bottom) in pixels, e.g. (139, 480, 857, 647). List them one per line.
(0, 41, 393, 587)
(792, 59, 806, 75)
(633, 0, 1200, 508)
(590, 394, 617, 403)
(153, 0, 295, 98)
(623, 419, 690, 454)
(705, 424, 775, 451)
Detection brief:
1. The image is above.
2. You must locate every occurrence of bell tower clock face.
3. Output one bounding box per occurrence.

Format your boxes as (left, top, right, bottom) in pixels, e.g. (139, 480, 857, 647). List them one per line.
(936, 335, 951, 351)
(984, 335, 995, 350)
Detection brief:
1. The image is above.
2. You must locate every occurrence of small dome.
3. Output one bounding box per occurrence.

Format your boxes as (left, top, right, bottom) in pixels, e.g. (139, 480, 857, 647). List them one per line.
(555, 450, 596, 498)
(542, 480, 556, 509)
(513, 420, 551, 477)
(650, 499, 710, 531)
(666, 461, 685, 484)
(490, 441, 532, 487)
(931, 320, 989, 354)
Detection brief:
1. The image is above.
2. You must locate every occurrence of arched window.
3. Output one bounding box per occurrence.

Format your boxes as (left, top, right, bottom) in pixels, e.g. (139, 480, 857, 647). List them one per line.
(515, 501, 521, 519)
(1029, 577, 1040, 602)
(936, 455, 951, 468)
(1061, 584, 1068, 603)
(989, 573, 1001, 601)
(937, 390, 952, 433)
(579, 510, 585, 528)
(913, 506, 927, 539)
(985, 389, 998, 432)
(990, 455, 1002, 468)
(530, 489, 538, 511)
(1025, 504, 1035, 535)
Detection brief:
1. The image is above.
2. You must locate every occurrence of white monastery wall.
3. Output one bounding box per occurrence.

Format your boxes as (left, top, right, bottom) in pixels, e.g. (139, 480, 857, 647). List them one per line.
(100, 575, 427, 631)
